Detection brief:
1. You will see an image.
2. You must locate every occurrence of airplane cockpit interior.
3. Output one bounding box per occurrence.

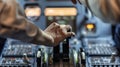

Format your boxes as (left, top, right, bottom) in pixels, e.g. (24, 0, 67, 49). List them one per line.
(0, 0, 120, 67)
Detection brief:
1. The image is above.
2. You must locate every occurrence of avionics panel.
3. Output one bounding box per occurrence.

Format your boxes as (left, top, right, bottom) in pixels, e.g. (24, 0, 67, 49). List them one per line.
(0, 0, 117, 67)
(45, 7, 78, 65)
(45, 7, 77, 32)
(0, 57, 35, 67)
(0, 39, 36, 67)
(88, 56, 120, 67)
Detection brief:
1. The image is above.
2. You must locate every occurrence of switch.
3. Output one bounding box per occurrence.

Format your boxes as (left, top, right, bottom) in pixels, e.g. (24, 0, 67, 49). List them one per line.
(53, 45, 60, 62)
(63, 39, 69, 62)
(110, 52, 116, 63)
(79, 48, 86, 67)
(23, 53, 30, 64)
(37, 48, 41, 67)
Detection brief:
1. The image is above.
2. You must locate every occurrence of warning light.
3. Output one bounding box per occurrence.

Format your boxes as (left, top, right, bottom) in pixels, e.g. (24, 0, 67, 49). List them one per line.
(85, 23, 96, 32)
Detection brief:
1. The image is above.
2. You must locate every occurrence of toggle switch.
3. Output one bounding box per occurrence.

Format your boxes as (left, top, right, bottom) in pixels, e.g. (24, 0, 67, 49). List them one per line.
(110, 52, 116, 63)
(37, 48, 41, 67)
(23, 53, 30, 64)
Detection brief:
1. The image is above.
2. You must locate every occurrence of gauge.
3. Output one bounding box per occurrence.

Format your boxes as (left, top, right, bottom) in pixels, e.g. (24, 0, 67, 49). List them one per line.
(25, 5, 41, 21)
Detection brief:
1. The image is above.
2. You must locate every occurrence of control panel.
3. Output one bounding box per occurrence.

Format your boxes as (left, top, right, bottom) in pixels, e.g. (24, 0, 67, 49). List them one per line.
(0, 57, 35, 67)
(84, 40, 117, 56)
(2, 43, 35, 57)
(0, 0, 119, 67)
(0, 40, 36, 67)
(88, 56, 120, 67)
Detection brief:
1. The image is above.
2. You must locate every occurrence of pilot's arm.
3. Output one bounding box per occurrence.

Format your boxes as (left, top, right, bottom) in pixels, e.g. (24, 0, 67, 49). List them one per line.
(0, 0, 75, 46)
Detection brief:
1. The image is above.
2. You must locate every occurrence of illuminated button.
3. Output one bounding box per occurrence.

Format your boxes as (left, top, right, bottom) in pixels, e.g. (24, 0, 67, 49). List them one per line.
(86, 24, 94, 29)
(85, 23, 95, 32)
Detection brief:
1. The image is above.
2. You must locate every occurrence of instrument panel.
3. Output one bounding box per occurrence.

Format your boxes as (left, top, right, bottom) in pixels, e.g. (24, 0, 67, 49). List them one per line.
(88, 57, 120, 67)
(45, 7, 77, 32)
(0, 0, 119, 67)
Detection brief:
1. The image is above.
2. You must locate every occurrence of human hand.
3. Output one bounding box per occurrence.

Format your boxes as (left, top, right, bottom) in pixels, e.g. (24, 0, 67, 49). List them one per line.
(44, 22, 75, 46)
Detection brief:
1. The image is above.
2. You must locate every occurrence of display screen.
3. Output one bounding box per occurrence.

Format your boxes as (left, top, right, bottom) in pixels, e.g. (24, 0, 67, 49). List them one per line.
(25, 5, 41, 21)
(45, 8, 77, 16)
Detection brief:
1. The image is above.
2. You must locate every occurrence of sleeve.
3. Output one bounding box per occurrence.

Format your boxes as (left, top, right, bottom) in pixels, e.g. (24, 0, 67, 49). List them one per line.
(0, 0, 54, 45)
(0, 0, 39, 43)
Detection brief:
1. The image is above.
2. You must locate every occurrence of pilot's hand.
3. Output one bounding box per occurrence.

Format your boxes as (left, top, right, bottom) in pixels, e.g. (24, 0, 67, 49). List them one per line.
(44, 22, 75, 46)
